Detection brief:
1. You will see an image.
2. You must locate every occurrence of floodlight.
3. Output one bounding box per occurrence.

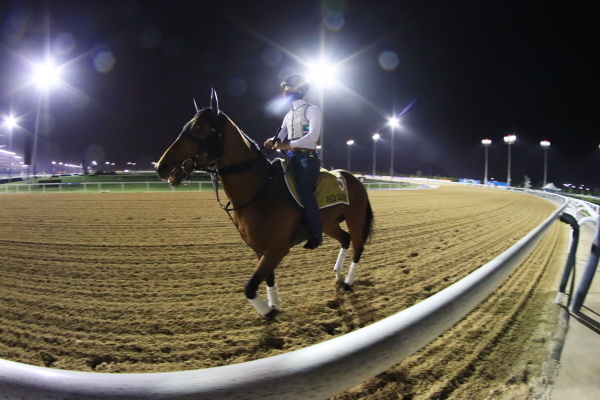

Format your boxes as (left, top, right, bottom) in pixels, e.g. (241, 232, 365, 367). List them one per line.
(34, 63, 60, 90)
(4, 116, 18, 128)
(308, 60, 335, 87)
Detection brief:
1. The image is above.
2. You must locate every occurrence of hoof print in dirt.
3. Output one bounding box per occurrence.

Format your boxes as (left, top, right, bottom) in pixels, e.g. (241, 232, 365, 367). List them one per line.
(320, 321, 341, 335)
(326, 299, 340, 309)
(264, 308, 280, 320)
(88, 355, 117, 371)
(261, 336, 285, 350)
(40, 352, 58, 367)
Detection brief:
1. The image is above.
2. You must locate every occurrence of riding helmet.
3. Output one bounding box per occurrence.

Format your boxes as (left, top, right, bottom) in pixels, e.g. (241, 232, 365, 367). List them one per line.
(281, 75, 310, 98)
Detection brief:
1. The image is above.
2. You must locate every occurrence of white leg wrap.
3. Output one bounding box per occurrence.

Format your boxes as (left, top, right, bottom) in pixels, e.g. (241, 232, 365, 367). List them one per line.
(344, 262, 359, 287)
(247, 296, 272, 316)
(334, 248, 348, 280)
(266, 284, 280, 308)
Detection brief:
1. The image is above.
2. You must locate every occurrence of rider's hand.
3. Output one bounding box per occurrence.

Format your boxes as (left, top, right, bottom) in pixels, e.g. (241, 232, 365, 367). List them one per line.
(274, 141, 291, 151)
(264, 138, 274, 149)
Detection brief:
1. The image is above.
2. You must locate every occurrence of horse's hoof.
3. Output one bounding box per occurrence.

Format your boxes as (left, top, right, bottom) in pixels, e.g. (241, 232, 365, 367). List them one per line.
(265, 307, 280, 320)
(343, 283, 353, 291)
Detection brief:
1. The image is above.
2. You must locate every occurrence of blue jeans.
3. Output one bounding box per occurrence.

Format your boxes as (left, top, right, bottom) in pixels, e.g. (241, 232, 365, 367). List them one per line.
(287, 150, 322, 238)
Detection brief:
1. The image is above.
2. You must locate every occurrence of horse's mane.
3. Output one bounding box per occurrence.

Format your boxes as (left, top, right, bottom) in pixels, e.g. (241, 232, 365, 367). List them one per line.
(239, 128, 262, 154)
(196, 107, 263, 156)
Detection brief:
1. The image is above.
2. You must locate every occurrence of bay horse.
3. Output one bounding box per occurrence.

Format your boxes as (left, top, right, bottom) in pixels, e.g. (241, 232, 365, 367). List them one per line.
(155, 89, 374, 318)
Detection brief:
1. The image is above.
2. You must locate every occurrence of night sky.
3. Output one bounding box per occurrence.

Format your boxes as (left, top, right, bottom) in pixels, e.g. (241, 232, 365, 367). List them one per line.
(1, 0, 598, 188)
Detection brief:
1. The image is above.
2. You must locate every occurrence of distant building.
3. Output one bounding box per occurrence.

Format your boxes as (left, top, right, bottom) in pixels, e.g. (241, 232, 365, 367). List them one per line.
(543, 182, 561, 193)
(0, 149, 27, 180)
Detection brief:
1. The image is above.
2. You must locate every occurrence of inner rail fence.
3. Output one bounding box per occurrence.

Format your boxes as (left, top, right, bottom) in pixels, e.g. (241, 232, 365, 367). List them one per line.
(0, 180, 424, 194)
(1, 187, 597, 399)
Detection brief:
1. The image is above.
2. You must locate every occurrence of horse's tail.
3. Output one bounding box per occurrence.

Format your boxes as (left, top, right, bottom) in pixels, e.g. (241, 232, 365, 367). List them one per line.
(362, 199, 374, 243)
(339, 170, 374, 244)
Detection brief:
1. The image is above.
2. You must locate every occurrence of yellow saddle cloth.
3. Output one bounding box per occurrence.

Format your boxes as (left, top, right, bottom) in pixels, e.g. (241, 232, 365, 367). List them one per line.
(279, 159, 349, 209)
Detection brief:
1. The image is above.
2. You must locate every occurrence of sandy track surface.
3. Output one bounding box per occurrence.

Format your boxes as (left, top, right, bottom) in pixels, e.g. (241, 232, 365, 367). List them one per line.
(0, 185, 567, 399)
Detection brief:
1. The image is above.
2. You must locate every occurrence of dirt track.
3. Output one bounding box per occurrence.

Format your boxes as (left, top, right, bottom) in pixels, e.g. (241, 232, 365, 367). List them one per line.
(0, 185, 568, 399)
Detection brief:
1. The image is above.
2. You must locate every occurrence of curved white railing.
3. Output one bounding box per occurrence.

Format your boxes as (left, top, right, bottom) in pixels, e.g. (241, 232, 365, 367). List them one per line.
(0, 192, 568, 399)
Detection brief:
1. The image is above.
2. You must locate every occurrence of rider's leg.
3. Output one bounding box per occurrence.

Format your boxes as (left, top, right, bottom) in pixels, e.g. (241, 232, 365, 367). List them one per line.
(290, 152, 322, 249)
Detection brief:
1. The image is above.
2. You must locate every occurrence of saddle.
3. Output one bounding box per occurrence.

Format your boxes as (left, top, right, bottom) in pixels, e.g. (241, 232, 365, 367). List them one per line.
(270, 158, 349, 209)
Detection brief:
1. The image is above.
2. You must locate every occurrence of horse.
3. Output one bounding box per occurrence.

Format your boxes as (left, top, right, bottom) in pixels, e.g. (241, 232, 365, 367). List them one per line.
(155, 89, 374, 318)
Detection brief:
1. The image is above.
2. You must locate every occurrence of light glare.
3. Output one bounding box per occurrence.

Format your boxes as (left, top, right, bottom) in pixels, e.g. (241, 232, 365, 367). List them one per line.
(308, 60, 335, 87)
(4, 116, 18, 128)
(34, 63, 59, 89)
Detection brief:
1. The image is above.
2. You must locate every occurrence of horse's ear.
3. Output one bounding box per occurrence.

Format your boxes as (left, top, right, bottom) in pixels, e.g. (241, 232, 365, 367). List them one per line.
(210, 88, 219, 115)
(193, 98, 200, 113)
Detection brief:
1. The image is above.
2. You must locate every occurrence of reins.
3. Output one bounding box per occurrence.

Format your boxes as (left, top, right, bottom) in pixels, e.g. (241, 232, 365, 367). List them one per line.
(205, 158, 271, 214)
(178, 109, 275, 255)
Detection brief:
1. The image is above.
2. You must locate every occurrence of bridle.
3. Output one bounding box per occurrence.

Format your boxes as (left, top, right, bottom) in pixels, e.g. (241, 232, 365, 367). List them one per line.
(174, 107, 271, 214)
(176, 108, 226, 178)
(175, 106, 274, 256)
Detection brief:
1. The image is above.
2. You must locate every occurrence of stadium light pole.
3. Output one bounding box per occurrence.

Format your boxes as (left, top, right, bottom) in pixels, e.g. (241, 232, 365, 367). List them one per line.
(389, 117, 399, 178)
(372, 133, 380, 176)
(503, 134, 516, 186)
(540, 140, 550, 187)
(482, 139, 491, 185)
(346, 140, 354, 171)
(32, 62, 60, 181)
(309, 60, 336, 168)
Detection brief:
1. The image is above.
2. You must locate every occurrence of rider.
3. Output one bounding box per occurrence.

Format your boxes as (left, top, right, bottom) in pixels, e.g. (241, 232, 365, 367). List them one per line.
(264, 74, 323, 250)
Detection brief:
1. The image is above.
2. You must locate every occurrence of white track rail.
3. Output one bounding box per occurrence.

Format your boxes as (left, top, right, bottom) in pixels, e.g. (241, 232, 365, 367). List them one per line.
(0, 196, 568, 399)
